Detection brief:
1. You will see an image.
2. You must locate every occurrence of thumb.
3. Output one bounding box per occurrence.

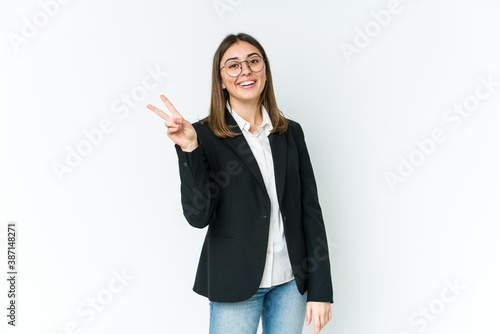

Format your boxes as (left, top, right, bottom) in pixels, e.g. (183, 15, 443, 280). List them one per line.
(173, 117, 183, 124)
(306, 304, 312, 326)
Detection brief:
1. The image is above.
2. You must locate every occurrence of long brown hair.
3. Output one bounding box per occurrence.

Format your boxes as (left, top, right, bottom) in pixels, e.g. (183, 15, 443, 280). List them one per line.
(199, 33, 288, 138)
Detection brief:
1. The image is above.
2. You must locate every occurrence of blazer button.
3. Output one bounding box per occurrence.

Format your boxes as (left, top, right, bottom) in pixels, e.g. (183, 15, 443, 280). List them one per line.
(283, 215, 287, 222)
(183, 162, 188, 167)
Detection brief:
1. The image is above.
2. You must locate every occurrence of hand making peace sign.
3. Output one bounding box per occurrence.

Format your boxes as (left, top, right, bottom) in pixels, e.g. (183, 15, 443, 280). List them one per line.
(147, 95, 198, 152)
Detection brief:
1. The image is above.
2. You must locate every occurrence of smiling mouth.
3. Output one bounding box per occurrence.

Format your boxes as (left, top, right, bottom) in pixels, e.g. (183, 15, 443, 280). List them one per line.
(238, 80, 256, 87)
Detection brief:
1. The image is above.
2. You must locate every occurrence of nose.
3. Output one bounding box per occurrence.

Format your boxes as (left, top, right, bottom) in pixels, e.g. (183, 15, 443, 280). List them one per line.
(240, 61, 252, 75)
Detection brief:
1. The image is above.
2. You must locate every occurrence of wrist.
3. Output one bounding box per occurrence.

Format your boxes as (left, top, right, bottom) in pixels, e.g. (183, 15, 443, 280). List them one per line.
(181, 141, 198, 152)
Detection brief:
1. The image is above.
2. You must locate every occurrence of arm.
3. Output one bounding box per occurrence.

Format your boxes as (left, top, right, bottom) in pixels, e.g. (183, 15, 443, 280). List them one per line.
(174, 134, 219, 229)
(294, 122, 334, 304)
(147, 95, 218, 229)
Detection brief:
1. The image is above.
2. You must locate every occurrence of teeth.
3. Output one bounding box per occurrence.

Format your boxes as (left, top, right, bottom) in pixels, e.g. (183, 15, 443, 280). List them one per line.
(239, 80, 255, 86)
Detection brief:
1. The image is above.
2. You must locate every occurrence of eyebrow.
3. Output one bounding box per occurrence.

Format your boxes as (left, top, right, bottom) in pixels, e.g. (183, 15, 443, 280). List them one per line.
(224, 52, 260, 64)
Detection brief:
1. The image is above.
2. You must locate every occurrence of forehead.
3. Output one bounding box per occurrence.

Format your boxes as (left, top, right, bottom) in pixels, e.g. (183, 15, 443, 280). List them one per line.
(221, 41, 261, 63)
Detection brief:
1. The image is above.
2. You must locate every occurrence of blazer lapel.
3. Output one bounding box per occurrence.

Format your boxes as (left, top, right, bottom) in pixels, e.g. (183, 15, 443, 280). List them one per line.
(223, 106, 287, 207)
(269, 129, 287, 208)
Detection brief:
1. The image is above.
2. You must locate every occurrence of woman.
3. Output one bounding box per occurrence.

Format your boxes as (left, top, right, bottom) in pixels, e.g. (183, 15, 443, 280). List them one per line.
(147, 33, 334, 334)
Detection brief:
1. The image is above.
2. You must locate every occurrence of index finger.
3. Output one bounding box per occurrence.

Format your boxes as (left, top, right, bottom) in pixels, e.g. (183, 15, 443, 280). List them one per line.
(147, 104, 171, 121)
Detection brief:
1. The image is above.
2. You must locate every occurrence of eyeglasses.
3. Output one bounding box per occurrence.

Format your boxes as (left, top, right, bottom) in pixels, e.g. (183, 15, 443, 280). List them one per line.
(220, 55, 266, 77)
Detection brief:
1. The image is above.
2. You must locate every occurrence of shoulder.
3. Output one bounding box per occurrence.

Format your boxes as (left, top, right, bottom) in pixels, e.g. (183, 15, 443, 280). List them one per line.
(283, 118, 304, 138)
(189, 119, 229, 145)
(286, 118, 300, 130)
(191, 119, 213, 137)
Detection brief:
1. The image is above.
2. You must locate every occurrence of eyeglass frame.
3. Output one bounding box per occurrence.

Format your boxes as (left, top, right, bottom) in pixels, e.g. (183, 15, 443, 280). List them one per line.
(220, 54, 266, 77)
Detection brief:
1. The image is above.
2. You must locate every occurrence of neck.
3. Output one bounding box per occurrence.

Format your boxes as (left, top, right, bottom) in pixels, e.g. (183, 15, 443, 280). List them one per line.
(228, 99, 263, 125)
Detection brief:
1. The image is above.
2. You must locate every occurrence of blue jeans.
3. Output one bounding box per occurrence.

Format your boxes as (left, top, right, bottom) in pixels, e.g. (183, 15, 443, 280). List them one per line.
(209, 279, 307, 334)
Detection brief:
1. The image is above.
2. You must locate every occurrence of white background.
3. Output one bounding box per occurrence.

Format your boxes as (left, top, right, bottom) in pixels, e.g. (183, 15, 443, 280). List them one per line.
(1, 0, 499, 333)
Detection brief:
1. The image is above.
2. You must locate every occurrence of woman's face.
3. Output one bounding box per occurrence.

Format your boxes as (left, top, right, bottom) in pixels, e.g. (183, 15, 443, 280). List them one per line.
(220, 41, 267, 107)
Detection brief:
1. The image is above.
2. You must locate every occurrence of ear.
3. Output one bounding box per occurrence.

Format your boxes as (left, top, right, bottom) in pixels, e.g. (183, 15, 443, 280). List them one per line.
(221, 82, 226, 90)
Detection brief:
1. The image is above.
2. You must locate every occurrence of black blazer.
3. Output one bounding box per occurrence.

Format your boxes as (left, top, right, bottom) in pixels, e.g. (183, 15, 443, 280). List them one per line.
(174, 106, 334, 303)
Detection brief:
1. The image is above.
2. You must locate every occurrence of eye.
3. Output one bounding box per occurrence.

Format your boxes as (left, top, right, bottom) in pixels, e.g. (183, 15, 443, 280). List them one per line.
(249, 58, 261, 64)
(227, 62, 239, 69)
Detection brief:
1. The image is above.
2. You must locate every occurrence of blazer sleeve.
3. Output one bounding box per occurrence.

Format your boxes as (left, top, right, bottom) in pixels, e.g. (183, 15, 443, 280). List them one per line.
(174, 127, 219, 229)
(294, 122, 334, 303)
